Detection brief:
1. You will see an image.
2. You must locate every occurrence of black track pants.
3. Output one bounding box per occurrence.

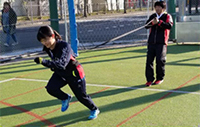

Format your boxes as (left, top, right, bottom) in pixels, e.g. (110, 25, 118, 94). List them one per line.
(145, 44, 167, 82)
(45, 73, 98, 111)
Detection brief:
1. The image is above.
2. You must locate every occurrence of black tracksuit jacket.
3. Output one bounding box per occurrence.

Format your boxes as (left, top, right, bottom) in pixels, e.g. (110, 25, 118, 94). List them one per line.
(145, 12, 173, 45)
(41, 41, 84, 81)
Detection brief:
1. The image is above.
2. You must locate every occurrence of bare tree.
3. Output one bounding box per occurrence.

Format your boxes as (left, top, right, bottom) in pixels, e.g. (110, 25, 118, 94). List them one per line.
(22, 0, 30, 20)
(77, 0, 83, 15)
(116, 0, 119, 12)
(139, 0, 142, 11)
(195, 0, 199, 13)
(124, 0, 127, 13)
(84, 0, 87, 17)
(37, 0, 42, 18)
(111, 0, 113, 11)
(104, 0, 108, 14)
(59, 0, 63, 20)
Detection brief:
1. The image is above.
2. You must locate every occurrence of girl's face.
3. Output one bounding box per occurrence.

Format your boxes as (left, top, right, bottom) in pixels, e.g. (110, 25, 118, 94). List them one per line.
(4, 4, 10, 10)
(40, 35, 56, 49)
(155, 6, 164, 15)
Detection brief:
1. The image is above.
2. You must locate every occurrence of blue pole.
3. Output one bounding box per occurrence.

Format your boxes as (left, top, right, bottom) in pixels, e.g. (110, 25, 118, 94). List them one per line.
(67, 0, 79, 56)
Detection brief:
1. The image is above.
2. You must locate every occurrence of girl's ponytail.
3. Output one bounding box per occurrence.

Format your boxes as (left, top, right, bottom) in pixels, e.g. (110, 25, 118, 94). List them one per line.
(53, 30, 62, 41)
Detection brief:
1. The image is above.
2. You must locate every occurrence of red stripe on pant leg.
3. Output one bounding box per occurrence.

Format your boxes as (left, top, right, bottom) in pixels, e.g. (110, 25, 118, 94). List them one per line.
(76, 64, 85, 79)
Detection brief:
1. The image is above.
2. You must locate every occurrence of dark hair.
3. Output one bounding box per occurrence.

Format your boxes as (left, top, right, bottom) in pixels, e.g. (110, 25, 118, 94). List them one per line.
(37, 26, 62, 42)
(154, 1, 166, 9)
(3, 2, 11, 8)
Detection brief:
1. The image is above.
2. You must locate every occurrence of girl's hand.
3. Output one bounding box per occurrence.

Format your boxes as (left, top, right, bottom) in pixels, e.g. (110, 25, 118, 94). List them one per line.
(152, 17, 159, 25)
(34, 57, 43, 64)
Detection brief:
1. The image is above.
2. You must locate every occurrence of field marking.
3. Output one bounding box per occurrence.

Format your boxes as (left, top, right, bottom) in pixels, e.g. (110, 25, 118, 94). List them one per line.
(116, 74, 200, 127)
(15, 78, 200, 95)
(16, 87, 110, 126)
(16, 69, 49, 78)
(1, 77, 110, 126)
(87, 83, 200, 95)
(1, 86, 44, 102)
(0, 78, 15, 83)
(1, 76, 199, 126)
(0, 101, 56, 127)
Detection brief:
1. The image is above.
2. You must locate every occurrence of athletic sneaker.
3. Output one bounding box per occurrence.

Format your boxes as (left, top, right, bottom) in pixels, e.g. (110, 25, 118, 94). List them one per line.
(4, 43, 9, 47)
(154, 80, 163, 85)
(12, 42, 18, 46)
(145, 81, 153, 87)
(88, 109, 100, 120)
(61, 95, 72, 112)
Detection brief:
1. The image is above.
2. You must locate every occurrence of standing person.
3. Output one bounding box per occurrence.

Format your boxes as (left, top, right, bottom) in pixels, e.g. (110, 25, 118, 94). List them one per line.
(1, 2, 18, 47)
(34, 26, 100, 120)
(144, 1, 173, 86)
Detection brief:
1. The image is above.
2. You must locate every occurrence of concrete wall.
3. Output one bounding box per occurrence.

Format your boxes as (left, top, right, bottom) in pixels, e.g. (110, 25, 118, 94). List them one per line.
(176, 22, 200, 42)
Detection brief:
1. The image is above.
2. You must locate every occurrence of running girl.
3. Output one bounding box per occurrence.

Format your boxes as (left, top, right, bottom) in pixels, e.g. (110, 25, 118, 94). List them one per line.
(34, 25, 100, 120)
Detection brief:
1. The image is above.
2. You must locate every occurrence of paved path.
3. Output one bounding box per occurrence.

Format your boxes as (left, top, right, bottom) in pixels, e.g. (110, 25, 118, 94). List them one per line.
(0, 11, 152, 59)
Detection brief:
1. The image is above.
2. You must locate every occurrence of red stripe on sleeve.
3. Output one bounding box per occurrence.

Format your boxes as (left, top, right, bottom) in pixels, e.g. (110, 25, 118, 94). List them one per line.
(70, 55, 76, 61)
(158, 20, 163, 26)
(166, 14, 170, 23)
(164, 29, 170, 45)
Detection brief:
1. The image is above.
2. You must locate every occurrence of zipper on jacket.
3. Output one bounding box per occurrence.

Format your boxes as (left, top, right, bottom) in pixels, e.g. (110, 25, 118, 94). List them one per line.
(154, 26, 157, 44)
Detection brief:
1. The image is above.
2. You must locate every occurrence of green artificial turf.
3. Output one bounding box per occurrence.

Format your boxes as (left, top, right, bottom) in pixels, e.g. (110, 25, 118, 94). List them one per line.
(0, 44, 199, 127)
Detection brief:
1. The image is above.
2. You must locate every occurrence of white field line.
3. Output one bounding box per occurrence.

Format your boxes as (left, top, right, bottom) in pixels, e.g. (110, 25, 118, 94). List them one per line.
(0, 78, 16, 84)
(12, 78, 200, 95)
(16, 78, 48, 83)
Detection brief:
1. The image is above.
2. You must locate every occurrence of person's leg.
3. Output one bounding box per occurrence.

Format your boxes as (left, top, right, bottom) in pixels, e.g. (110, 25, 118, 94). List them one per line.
(45, 73, 69, 100)
(145, 44, 156, 82)
(155, 44, 167, 81)
(11, 34, 18, 44)
(46, 73, 72, 112)
(69, 78, 99, 119)
(5, 32, 10, 46)
(68, 78, 98, 111)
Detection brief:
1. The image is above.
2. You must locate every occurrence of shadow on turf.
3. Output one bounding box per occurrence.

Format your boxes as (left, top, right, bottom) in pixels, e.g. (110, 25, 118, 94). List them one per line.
(0, 60, 34, 67)
(78, 46, 138, 61)
(79, 44, 199, 61)
(131, 44, 200, 54)
(0, 99, 60, 117)
(6, 83, 199, 126)
(94, 83, 199, 114)
(79, 45, 199, 67)
(166, 56, 200, 67)
(0, 67, 48, 75)
(0, 63, 38, 71)
(81, 55, 145, 65)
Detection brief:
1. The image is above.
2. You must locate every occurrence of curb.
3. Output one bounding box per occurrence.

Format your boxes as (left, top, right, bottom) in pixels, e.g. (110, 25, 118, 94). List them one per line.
(0, 51, 45, 64)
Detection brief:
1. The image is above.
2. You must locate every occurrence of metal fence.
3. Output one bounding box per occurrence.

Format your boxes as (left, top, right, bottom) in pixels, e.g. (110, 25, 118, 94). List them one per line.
(0, 0, 155, 58)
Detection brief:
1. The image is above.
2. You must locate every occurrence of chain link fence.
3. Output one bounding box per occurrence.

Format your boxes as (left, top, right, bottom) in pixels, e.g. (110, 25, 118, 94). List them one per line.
(186, 0, 200, 15)
(0, 0, 156, 59)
